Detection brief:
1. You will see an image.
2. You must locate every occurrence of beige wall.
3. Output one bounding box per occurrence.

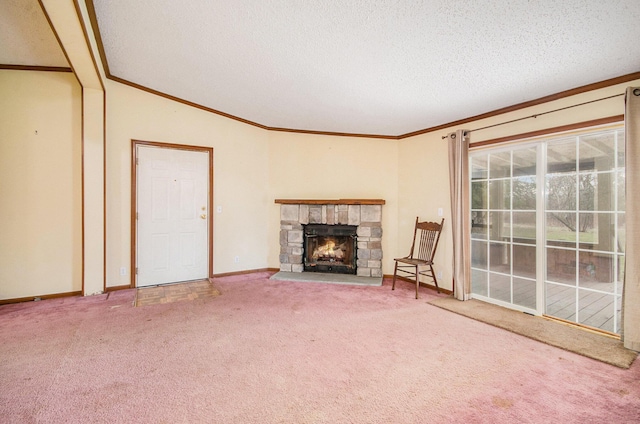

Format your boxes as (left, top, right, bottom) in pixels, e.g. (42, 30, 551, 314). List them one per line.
(106, 80, 401, 286)
(3, 67, 637, 297)
(398, 79, 639, 291)
(105, 80, 271, 287)
(0, 70, 82, 299)
(266, 132, 399, 273)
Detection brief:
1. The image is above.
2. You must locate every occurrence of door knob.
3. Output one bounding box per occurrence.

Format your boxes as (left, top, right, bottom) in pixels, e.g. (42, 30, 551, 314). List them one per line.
(200, 214, 207, 219)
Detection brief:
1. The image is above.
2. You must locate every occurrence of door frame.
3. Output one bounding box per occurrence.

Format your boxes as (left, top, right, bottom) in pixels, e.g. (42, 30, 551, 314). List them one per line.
(130, 140, 214, 288)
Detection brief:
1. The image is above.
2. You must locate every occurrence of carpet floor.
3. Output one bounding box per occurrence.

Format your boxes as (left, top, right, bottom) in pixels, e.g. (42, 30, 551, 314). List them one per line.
(428, 297, 637, 369)
(1, 272, 639, 423)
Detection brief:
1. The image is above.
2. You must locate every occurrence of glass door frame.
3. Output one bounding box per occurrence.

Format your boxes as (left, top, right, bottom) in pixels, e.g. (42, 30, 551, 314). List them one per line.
(470, 124, 625, 333)
(470, 140, 543, 316)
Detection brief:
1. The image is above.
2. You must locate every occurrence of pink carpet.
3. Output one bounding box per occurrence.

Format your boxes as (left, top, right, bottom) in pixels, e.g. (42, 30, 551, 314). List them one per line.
(1, 272, 639, 423)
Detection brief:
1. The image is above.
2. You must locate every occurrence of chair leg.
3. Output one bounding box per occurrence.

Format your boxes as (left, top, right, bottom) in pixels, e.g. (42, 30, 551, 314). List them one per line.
(415, 265, 419, 299)
(392, 261, 398, 290)
(431, 264, 440, 293)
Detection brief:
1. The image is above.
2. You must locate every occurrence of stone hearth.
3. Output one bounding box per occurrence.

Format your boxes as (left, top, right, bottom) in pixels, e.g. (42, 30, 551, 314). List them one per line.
(276, 199, 384, 277)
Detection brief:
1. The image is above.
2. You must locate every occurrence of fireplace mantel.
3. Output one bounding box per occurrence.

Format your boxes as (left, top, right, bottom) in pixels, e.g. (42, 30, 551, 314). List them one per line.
(275, 199, 385, 205)
(276, 199, 384, 277)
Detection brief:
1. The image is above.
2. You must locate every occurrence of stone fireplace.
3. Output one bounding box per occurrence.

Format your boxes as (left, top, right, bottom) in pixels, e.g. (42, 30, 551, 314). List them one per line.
(276, 199, 384, 277)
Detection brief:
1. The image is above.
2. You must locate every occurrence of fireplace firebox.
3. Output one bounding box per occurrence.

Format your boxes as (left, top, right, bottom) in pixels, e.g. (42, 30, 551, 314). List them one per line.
(303, 224, 357, 274)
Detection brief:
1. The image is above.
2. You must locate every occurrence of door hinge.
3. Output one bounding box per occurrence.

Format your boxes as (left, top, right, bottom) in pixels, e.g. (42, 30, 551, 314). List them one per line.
(136, 157, 139, 165)
(135, 268, 138, 275)
(136, 212, 139, 220)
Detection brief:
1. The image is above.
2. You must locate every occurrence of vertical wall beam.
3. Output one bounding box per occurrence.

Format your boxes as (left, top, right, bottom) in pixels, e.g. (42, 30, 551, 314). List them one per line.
(82, 88, 105, 295)
(40, 0, 105, 295)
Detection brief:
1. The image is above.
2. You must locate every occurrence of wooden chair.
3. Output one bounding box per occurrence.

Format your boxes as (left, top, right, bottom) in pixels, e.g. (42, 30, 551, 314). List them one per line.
(392, 217, 444, 299)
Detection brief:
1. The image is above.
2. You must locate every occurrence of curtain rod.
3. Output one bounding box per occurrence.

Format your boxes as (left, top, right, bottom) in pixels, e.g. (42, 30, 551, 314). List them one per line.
(441, 93, 624, 139)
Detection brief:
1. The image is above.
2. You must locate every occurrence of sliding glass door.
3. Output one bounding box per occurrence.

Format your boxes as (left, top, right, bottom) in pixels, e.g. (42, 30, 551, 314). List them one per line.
(471, 144, 539, 312)
(470, 126, 625, 334)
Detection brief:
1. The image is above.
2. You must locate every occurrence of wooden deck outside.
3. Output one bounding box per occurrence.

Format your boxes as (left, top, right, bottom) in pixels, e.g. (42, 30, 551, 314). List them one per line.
(474, 265, 621, 334)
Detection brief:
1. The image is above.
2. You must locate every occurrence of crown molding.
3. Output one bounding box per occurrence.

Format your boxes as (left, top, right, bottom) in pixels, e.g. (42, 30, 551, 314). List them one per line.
(81, 1, 640, 140)
(0, 64, 72, 72)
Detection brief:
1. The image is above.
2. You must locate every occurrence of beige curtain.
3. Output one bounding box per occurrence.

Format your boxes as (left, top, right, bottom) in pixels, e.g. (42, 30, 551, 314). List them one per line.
(623, 87, 640, 351)
(448, 129, 471, 300)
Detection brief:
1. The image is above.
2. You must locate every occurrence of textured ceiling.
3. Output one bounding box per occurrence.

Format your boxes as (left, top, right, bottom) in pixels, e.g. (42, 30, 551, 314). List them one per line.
(0, 0, 68, 67)
(90, 0, 640, 136)
(2, 1, 639, 136)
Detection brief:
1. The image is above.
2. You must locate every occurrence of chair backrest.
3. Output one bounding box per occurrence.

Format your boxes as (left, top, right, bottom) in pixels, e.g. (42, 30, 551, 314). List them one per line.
(408, 217, 445, 262)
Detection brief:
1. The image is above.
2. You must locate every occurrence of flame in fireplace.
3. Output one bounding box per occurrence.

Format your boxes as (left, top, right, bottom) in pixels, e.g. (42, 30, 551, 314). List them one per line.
(313, 239, 345, 261)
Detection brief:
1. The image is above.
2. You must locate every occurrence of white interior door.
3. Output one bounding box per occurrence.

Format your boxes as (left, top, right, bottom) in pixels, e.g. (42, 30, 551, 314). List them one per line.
(136, 145, 209, 287)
